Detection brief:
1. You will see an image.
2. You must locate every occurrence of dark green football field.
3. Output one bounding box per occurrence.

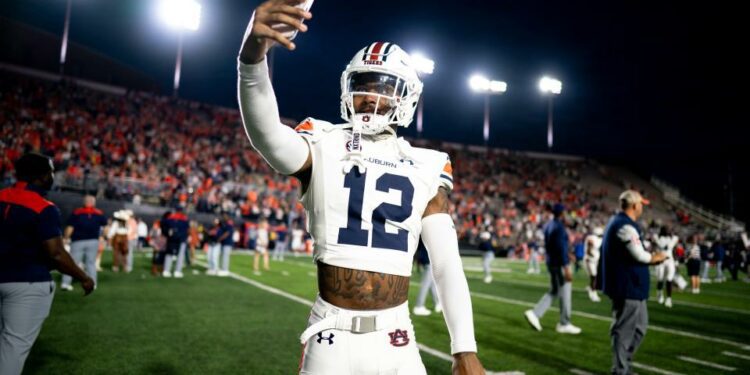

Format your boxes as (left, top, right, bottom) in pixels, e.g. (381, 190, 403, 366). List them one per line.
(25, 250, 750, 374)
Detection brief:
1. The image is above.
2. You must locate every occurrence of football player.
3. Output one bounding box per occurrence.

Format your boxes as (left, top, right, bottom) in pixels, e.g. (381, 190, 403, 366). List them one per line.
(237, 1, 484, 373)
(653, 226, 679, 307)
(584, 226, 603, 302)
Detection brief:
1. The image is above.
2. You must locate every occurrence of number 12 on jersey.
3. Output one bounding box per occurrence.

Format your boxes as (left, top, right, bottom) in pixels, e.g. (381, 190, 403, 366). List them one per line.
(336, 169, 414, 252)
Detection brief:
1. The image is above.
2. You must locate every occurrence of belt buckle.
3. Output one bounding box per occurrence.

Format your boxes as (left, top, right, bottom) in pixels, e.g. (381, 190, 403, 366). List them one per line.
(351, 316, 376, 333)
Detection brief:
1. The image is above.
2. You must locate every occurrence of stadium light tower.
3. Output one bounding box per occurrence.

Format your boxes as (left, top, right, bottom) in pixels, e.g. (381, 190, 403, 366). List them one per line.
(469, 74, 507, 145)
(539, 76, 562, 150)
(410, 52, 435, 138)
(59, 0, 74, 75)
(157, 0, 202, 97)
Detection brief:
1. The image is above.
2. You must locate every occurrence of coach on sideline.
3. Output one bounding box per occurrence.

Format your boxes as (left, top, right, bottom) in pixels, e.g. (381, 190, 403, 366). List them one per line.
(0, 153, 95, 375)
(601, 190, 666, 375)
(61, 195, 107, 291)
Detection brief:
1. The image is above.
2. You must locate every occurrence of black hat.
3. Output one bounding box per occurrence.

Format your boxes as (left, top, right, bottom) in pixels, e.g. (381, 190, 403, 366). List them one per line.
(15, 153, 54, 181)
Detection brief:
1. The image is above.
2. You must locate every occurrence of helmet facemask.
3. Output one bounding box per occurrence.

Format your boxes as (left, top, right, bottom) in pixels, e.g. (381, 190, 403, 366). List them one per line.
(342, 71, 409, 135)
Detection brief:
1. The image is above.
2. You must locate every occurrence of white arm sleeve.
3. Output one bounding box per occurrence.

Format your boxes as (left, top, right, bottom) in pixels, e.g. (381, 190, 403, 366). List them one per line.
(617, 225, 652, 263)
(421, 213, 477, 354)
(237, 58, 310, 175)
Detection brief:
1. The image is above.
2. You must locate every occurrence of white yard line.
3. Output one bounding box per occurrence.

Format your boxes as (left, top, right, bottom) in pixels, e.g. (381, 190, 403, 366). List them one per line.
(631, 362, 685, 375)
(676, 356, 736, 371)
(463, 272, 750, 316)
(569, 368, 595, 375)
(723, 351, 750, 361)
(427, 284, 750, 350)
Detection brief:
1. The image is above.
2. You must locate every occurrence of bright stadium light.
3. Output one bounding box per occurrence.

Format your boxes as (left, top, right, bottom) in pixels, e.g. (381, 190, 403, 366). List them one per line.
(469, 74, 507, 145)
(539, 76, 562, 95)
(158, 0, 202, 31)
(539, 76, 563, 150)
(469, 74, 490, 92)
(157, 0, 202, 97)
(410, 52, 434, 137)
(410, 52, 435, 75)
(489, 80, 507, 93)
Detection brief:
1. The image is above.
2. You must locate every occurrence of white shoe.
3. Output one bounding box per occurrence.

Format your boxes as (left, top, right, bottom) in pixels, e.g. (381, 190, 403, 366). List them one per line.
(434, 304, 443, 313)
(253, 270, 261, 276)
(162, 271, 172, 278)
(413, 306, 432, 316)
(527, 269, 534, 274)
(665, 297, 672, 308)
(657, 294, 665, 304)
(524, 310, 542, 332)
(217, 270, 230, 277)
(483, 275, 492, 284)
(556, 323, 582, 335)
(701, 278, 711, 283)
(173, 272, 184, 278)
(205, 269, 217, 276)
(60, 284, 73, 291)
(589, 290, 601, 302)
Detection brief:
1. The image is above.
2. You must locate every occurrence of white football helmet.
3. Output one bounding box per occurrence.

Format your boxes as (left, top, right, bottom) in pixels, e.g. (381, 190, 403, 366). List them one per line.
(340, 42, 423, 135)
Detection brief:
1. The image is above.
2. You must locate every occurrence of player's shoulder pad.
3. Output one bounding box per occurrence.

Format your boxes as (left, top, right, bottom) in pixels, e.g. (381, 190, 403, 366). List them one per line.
(294, 117, 337, 143)
(399, 141, 453, 193)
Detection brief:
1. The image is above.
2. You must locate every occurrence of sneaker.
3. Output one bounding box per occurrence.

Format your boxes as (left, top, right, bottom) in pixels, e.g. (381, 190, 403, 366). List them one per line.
(701, 278, 712, 284)
(657, 294, 665, 304)
(589, 290, 601, 302)
(527, 269, 534, 274)
(173, 272, 184, 278)
(483, 275, 492, 284)
(556, 323, 582, 335)
(205, 269, 217, 276)
(524, 310, 542, 332)
(60, 284, 73, 291)
(434, 304, 443, 313)
(253, 270, 262, 276)
(665, 297, 672, 308)
(162, 271, 172, 278)
(413, 306, 432, 316)
(217, 270, 230, 277)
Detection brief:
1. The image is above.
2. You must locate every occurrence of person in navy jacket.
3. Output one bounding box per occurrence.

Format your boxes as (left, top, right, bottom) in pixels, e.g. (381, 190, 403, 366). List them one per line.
(601, 190, 666, 375)
(524, 203, 582, 335)
(61, 195, 107, 290)
(161, 206, 189, 278)
(0, 153, 94, 375)
(216, 214, 235, 277)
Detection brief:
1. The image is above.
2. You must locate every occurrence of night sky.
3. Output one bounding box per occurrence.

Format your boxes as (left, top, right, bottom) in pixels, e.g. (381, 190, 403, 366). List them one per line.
(2, 1, 747, 225)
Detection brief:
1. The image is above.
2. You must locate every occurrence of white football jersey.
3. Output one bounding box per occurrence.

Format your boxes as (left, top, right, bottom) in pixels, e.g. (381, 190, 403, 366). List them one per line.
(295, 118, 453, 277)
(654, 235, 679, 259)
(584, 234, 602, 260)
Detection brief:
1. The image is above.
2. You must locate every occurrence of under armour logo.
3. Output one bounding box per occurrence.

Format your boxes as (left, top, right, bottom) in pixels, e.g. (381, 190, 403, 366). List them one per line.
(399, 158, 414, 166)
(362, 115, 371, 122)
(388, 329, 410, 347)
(317, 332, 335, 345)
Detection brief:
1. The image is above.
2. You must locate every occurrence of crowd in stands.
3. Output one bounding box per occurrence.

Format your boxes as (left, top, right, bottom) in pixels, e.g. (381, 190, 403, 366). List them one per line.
(1, 70, 748, 279)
